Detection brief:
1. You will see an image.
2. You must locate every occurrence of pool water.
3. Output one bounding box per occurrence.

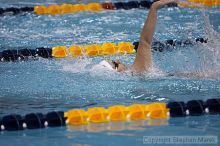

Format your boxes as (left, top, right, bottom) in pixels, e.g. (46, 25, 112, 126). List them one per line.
(0, 0, 220, 146)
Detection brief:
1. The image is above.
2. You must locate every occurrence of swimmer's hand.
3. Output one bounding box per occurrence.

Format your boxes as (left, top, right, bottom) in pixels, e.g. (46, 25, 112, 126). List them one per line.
(151, 0, 178, 10)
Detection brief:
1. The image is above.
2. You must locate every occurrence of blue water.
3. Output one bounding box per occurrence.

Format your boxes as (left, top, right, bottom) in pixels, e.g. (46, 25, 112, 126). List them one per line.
(0, 0, 220, 146)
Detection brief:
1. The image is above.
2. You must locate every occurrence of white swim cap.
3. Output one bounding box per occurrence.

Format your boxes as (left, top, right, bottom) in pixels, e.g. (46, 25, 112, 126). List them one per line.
(99, 60, 114, 70)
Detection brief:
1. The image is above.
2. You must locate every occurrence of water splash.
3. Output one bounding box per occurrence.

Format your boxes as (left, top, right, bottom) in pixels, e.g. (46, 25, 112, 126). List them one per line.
(170, 2, 220, 78)
(198, 10, 220, 78)
(61, 57, 92, 73)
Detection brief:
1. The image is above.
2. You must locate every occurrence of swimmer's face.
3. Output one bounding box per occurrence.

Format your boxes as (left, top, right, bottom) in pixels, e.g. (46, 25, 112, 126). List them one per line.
(107, 60, 126, 72)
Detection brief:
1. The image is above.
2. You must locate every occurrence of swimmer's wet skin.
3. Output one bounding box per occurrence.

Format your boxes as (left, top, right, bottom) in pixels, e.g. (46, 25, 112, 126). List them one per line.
(101, 0, 178, 73)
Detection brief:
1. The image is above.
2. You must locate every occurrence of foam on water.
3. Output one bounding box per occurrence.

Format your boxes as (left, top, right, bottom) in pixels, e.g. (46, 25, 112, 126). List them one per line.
(61, 57, 93, 73)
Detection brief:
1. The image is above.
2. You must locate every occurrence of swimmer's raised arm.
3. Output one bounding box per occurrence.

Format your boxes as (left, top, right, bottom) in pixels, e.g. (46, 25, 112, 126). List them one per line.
(132, 0, 178, 73)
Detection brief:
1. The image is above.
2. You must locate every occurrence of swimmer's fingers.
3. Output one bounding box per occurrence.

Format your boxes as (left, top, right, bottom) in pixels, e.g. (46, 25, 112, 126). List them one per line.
(152, 0, 179, 10)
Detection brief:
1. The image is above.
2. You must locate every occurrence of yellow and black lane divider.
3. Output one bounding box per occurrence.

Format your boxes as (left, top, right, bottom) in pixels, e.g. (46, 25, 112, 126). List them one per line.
(0, 98, 219, 131)
(2, 0, 220, 16)
(32, 1, 176, 15)
(0, 1, 176, 16)
(179, 0, 220, 8)
(0, 37, 207, 62)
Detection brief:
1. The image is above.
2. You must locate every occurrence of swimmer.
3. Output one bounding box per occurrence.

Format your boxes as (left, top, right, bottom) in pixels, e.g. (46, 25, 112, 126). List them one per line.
(100, 0, 178, 73)
(99, 0, 217, 78)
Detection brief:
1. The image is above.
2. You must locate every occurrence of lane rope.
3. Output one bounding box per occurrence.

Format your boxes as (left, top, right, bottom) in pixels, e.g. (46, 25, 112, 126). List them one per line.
(0, 1, 175, 16)
(0, 37, 207, 62)
(0, 98, 219, 131)
(1, 0, 219, 16)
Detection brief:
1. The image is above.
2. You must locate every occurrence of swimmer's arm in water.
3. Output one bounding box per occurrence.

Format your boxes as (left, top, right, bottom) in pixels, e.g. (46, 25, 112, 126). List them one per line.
(132, 0, 177, 73)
